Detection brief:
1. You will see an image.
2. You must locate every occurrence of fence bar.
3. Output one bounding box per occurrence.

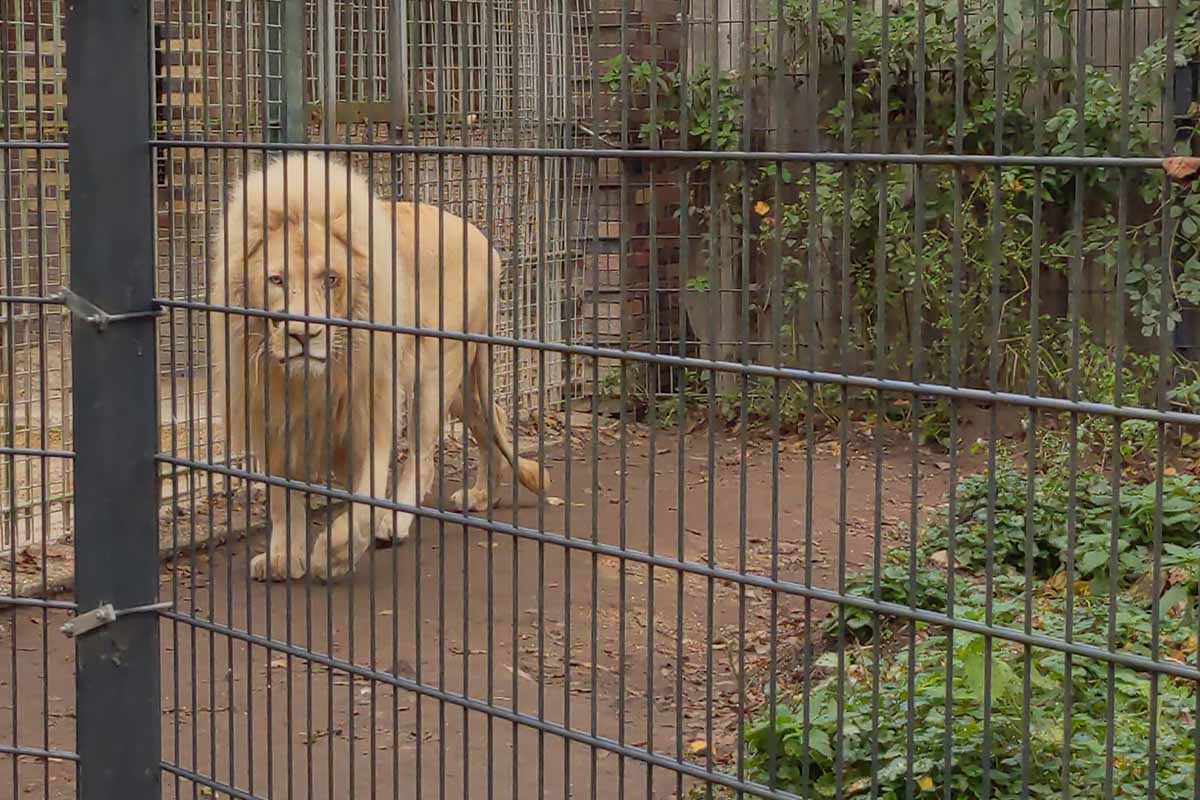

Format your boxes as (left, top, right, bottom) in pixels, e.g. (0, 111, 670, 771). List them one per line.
(156, 298, 1200, 428)
(149, 138, 1170, 168)
(66, 2, 161, 799)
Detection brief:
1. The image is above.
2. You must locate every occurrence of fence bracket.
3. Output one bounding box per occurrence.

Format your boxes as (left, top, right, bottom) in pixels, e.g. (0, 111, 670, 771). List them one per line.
(56, 288, 164, 333)
(61, 601, 173, 638)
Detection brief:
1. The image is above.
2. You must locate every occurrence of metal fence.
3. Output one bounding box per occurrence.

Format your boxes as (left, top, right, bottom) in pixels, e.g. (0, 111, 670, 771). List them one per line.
(0, 0, 589, 562)
(4, 0, 1200, 799)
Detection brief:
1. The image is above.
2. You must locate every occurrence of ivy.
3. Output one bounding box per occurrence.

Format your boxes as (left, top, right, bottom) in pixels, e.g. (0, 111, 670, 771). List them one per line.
(600, 0, 1200, 396)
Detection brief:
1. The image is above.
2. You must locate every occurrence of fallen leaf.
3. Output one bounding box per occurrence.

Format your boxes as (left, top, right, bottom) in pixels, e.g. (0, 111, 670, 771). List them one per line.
(687, 739, 709, 756)
(546, 496, 565, 507)
(918, 775, 935, 792)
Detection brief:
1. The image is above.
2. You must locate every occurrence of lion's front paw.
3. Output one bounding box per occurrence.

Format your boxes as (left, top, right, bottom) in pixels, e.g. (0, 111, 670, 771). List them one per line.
(309, 528, 354, 583)
(250, 550, 307, 582)
(307, 547, 351, 583)
(448, 487, 493, 512)
(373, 511, 399, 544)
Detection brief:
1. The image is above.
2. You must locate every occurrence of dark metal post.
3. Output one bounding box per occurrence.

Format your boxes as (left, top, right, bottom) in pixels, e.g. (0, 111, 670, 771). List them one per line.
(66, 2, 161, 798)
(281, 0, 307, 143)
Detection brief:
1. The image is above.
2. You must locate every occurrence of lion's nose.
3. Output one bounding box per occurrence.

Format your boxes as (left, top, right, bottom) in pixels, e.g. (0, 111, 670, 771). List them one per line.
(284, 320, 318, 343)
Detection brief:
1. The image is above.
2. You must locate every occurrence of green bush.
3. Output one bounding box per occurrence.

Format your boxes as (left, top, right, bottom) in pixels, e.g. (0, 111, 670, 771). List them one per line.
(740, 462, 1200, 798)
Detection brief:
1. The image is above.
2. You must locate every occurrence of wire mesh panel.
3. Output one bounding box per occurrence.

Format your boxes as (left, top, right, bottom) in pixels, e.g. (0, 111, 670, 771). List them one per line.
(9, 0, 1200, 799)
(0, 1, 72, 560)
(304, 0, 589, 411)
(0, 0, 81, 796)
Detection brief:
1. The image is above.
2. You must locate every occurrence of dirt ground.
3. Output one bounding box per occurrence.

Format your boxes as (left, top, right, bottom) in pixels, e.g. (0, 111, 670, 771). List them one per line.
(0, 413, 998, 799)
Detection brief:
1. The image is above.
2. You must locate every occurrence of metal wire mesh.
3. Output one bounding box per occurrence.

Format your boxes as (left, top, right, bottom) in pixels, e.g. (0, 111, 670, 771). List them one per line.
(0, 2, 72, 557)
(7, 0, 1200, 799)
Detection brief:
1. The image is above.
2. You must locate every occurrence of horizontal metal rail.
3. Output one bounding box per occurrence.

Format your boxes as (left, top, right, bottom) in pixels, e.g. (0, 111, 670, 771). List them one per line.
(0, 743, 80, 762)
(0, 596, 77, 611)
(159, 765, 263, 800)
(0, 446, 74, 459)
(160, 298, 1200, 427)
(148, 138, 1170, 169)
(0, 142, 68, 151)
(0, 295, 67, 307)
(156, 454, 1200, 683)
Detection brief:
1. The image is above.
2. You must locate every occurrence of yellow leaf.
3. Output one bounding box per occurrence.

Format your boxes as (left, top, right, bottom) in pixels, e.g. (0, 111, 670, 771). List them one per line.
(918, 775, 935, 792)
(754, 200, 770, 216)
(687, 739, 709, 756)
(1165, 466, 1178, 476)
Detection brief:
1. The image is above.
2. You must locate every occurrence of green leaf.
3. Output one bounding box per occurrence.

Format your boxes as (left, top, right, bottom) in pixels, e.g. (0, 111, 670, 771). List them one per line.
(1077, 548, 1111, 576)
(1159, 583, 1190, 619)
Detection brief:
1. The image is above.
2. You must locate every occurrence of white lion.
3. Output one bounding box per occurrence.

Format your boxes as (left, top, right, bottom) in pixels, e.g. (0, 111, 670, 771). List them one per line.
(210, 152, 548, 582)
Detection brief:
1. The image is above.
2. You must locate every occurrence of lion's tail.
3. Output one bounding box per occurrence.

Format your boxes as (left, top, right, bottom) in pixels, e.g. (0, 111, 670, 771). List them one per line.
(470, 350, 550, 495)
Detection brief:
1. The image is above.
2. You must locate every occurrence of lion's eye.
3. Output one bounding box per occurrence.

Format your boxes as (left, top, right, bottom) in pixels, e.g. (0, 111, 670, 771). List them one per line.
(324, 273, 340, 288)
(268, 274, 284, 286)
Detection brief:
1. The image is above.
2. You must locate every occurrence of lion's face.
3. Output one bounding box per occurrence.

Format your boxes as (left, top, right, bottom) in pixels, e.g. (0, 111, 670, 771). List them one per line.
(242, 217, 359, 373)
(214, 153, 401, 389)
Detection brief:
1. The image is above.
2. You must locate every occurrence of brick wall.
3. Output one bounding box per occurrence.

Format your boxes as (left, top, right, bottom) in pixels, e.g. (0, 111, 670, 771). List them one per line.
(578, 0, 682, 376)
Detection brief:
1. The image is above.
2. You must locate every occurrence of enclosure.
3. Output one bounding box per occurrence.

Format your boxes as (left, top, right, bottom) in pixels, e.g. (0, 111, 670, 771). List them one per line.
(3, 0, 1200, 797)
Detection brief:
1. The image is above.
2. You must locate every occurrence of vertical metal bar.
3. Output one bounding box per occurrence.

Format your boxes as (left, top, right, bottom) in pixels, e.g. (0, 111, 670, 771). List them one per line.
(322, 0, 337, 143)
(483, 0, 500, 796)
(281, 0, 307, 145)
(616, 4, 631, 796)
(944, 2, 965, 797)
(432, 3, 449, 797)
(340, 3, 357, 796)
(907, 1, 927, 796)
(388, 0, 410, 147)
(982, 0, 1008, 795)
(587, 0, 602, 794)
(66, 2, 161, 799)
(1022, 3, 1047, 798)
(835, 2, 856, 796)
(561, 6, 578, 796)
(735, 0, 754, 795)
(704, 2, 720, 797)
(869, 2, 890, 795)
(199, 2, 220, 793)
(162, 1, 184, 792)
(1062, 1, 1089, 794)
(1, 10, 16, 791)
(1149, 6, 1179, 799)
(534, 0, 550, 797)
(1106, 3, 1134, 800)
(365, 6, 381, 800)
(180, 4, 201, 795)
(801, 0, 820, 793)
(508, 2, 525, 797)
(674, 1, 692, 797)
(644, 10, 661, 799)
(454, 4, 472, 795)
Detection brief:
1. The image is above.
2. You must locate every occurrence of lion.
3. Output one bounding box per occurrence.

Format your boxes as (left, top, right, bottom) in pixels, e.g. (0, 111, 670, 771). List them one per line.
(210, 152, 549, 582)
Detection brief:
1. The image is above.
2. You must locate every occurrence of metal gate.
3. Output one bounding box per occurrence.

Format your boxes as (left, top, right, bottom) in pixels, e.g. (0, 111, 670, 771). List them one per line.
(5, 0, 1200, 798)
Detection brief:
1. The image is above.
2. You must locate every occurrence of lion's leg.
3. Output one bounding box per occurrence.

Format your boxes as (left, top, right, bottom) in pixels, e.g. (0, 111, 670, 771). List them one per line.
(251, 485, 309, 581)
(308, 415, 395, 582)
(309, 376, 398, 582)
(389, 343, 467, 543)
